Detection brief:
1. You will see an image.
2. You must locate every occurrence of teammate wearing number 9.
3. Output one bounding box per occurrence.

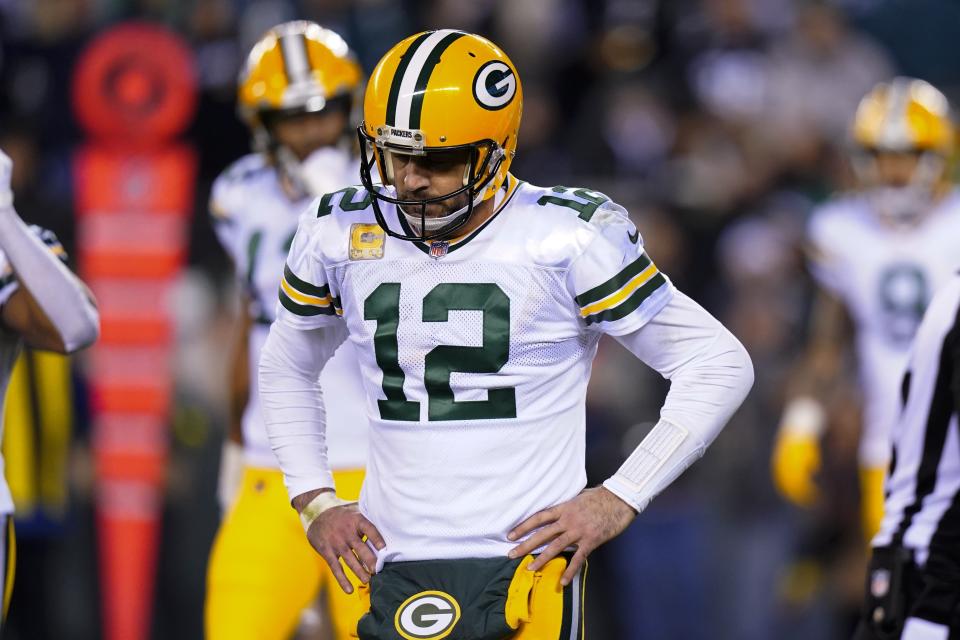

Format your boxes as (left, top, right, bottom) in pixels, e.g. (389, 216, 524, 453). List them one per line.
(259, 30, 753, 639)
(771, 78, 960, 542)
(205, 22, 372, 640)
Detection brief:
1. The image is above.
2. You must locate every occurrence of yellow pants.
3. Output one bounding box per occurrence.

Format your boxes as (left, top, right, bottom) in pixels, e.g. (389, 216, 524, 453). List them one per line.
(205, 467, 366, 640)
(508, 555, 586, 640)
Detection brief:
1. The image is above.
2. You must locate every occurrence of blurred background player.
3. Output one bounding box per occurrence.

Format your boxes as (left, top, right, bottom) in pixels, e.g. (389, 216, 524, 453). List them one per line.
(204, 21, 371, 640)
(0, 148, 99, 626)
(772, 77, 960, 541)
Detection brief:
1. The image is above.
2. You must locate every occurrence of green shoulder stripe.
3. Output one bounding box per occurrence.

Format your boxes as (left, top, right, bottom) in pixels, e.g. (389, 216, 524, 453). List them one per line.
(583, 272, 667, 325)
(278, 289, 339, 317)
(283, 264, 329, 298)
(574, 253, 651, 307)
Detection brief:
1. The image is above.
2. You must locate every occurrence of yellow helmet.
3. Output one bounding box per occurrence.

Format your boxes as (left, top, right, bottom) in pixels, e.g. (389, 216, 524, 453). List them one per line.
(358, 29, 523, 241)
(852, 77, 954, 154)
(850, 77, 955, 227)
(237, 21, 362, 149)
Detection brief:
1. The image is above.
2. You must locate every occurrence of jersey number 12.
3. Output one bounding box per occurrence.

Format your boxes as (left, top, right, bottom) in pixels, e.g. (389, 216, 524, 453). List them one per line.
(364, 282, 516, 422)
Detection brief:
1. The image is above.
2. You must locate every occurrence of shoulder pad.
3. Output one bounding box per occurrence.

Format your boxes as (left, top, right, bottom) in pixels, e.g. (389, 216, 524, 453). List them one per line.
(531, 184, 640, 246)
(210, 154, 270, 222)
(315, 185, 373, 218)
(532, 185, 618, 224)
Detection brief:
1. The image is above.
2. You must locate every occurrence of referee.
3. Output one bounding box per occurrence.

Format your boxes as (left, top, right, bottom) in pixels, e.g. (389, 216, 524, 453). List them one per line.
(855, 274, 960, 640)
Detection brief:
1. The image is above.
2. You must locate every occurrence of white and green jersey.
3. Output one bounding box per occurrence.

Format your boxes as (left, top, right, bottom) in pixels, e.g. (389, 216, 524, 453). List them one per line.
(0, 227, 67, 514)
(807, 191, 960, 468)
(210, 152, 369, 470)
(277, 174, 674, 562)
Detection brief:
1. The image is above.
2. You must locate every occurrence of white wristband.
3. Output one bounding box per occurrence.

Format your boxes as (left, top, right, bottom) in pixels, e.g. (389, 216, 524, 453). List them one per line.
(603, 420, 698, 513)
(299, 490, 352, 533)
(779, 396, 826, 438)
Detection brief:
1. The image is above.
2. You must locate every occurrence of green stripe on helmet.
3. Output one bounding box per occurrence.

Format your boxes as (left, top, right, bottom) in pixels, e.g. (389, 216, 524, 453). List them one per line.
(385, 31, 432, 127)
(408, 31, 466, 129)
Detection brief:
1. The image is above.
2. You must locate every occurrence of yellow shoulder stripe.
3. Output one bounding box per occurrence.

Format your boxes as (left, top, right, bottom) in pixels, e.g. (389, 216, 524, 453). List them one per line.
(280, 277, 333, 307)
(579, 263, 658, 318)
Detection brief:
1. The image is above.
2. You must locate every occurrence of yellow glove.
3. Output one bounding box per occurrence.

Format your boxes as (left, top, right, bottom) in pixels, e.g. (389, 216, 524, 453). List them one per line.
(859, 465, 886, 543)
(772, 397, 826, 508)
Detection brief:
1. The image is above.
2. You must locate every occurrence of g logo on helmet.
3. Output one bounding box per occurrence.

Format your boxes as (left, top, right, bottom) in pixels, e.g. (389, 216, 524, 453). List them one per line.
(473, 61, 517, 111)
(394, 590, 462, 640)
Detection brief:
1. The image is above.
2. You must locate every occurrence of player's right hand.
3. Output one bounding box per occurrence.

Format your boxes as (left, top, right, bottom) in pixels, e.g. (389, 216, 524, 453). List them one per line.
(771, 429, 821, 507)
(305, 501, 385, 594)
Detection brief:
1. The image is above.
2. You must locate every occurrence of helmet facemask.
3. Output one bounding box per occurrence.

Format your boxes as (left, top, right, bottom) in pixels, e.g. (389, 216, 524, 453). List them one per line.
(256, 96, 353, 197)
(358, 125, 506, 241)
(852, 149, 947, 228)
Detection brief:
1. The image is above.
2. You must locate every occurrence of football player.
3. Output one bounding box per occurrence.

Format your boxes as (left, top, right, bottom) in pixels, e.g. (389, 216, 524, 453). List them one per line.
(772, 78, 960, 540)
(0, 149, 99, 626)
(204, 21, 370, 640)
(259, 30, 754, 637)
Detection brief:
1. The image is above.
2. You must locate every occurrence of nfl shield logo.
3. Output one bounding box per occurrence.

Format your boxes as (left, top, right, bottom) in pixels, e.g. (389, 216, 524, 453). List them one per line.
(870, 569, 890, 597)
(429, 241, 449, 259)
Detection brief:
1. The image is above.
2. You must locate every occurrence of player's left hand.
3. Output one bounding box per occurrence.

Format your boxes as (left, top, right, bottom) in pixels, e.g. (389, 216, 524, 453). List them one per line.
(507, 486, 636, 586)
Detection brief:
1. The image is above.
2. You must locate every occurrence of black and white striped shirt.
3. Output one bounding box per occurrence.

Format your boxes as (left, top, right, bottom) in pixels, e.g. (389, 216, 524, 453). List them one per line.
(874, 274, 960, 578)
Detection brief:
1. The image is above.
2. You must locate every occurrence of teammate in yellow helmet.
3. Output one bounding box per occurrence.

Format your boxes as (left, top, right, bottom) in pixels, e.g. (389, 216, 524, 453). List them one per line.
(258, 29, 753, 639)
(205, 21, 370, 640)
(772, 77, 960, 541)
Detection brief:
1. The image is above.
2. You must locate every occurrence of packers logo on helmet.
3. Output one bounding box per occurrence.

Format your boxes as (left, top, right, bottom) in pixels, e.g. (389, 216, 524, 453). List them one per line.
(237, 21, 362, 151)
(358, 30, 523, 241)
(473, 61, 517, 111)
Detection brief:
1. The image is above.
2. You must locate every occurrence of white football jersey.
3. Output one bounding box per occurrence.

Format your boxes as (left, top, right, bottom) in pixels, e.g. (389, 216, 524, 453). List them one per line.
(277, 175, 674, 563)
(210, 152, 369, 470)
(0, 227, 68, 514)
(807, 190, 960, 467)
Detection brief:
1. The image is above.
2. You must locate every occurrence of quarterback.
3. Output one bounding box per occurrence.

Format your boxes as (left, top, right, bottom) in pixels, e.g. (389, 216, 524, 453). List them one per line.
(0, 149, 99, 624)
(772, 78, 960, 540)
(260, 30, 754, 638)
(204, 21, 370, 640)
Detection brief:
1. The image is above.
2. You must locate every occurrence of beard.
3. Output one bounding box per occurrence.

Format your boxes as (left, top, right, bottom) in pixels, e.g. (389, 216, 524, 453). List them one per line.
(397, 189, 471, 219)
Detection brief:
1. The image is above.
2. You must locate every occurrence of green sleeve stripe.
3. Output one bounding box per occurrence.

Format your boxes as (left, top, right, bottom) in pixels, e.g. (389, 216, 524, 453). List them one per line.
(279, 289, 338, 317)
(574, 253, 651, 307)
(583, 272, 667, 325)
(283, 264, 329, 298)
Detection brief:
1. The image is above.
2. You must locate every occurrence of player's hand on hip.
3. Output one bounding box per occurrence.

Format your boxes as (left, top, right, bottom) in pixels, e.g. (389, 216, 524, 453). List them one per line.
(507, 486, 636, 586)
(305, 501, 385, 593)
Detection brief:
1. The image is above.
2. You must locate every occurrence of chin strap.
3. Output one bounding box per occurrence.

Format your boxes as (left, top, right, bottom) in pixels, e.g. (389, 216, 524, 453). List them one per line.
(400, 188, 485, 235)
(399, 147, 506, 237)
(402, 169, 511, 237)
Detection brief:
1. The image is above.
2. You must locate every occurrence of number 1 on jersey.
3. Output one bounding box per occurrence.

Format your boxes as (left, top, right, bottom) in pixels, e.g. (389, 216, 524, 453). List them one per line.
(364, 282, 517, 422)
(364, 283, 420, 421)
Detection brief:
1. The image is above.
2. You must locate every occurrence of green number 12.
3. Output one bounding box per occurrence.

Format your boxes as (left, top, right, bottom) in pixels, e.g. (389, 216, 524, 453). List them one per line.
(363, 282, 516, 422)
